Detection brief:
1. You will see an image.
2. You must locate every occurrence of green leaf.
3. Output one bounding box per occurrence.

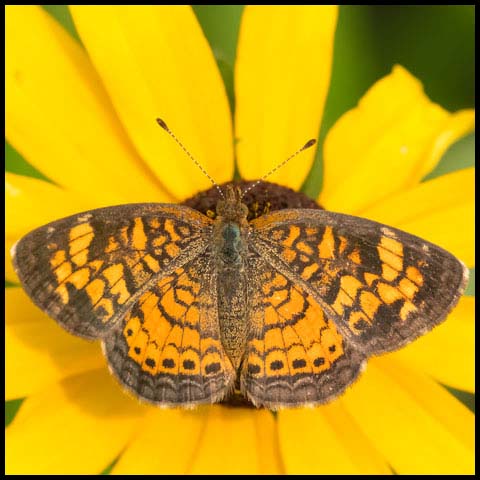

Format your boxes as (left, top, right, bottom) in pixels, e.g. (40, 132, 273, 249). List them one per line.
(5, 398, 24, 428)
(368, 5, 474, 111)
(423, 133, 475, 181)
(465, 268, 475, 297)
(5, 141, 52, 182)
(42, 5, 81, 43)
(442, 385, 475, 414)
(100, 456, 120, 475)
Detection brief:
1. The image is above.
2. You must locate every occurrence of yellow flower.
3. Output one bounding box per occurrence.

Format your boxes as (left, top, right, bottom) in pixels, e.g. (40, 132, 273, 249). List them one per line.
(5, 5, 474, 474)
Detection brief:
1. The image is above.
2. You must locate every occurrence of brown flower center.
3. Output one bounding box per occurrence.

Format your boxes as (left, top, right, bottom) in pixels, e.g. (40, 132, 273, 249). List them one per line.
(183, 180, 323, 220)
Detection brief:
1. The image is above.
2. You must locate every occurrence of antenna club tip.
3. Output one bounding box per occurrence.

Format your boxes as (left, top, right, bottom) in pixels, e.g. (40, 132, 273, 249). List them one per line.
(156, 118, 169, 131)
(302, 139, 317, 150)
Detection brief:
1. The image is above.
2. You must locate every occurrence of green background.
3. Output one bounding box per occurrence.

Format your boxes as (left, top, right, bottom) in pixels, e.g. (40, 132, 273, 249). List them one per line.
(5, 6, 475, 472)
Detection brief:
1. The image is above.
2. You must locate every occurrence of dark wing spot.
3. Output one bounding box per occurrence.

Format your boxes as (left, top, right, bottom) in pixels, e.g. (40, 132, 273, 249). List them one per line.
(205, 362, 221, 374)
(292, 358, 307, 369)
(329, 345, 336, 353)
(270, 360, 284, 371)
(183, 359, 195, 370)
(134, 347, 141, 354)
(354, 319, 369, 331)
(314, 357, 325, 367)
(126, 329, 133, 336)
(247, 364, 261, 375)
(162, 358, 175, 368)
(145, 358, 156, 368)
(96, 305, 109, 318)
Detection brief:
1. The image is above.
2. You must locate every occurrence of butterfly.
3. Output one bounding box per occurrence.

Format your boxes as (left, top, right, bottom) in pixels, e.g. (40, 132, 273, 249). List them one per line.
(11, 182, 468, 410)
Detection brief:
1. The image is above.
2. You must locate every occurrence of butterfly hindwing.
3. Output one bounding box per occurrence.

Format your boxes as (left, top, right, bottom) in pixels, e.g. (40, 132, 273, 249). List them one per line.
(12, 204, 213, 339)
(241, 254, 366, 409)
(103, 253, 235, 406)
(249, 209, 468, 356)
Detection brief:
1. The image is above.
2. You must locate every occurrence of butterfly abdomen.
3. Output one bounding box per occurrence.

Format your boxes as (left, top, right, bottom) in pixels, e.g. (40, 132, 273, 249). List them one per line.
(217, 273, 249, 369)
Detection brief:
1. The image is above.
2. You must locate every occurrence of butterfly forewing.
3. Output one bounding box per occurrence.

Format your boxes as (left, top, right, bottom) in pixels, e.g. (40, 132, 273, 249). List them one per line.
(12, 204, 213, 339)
(249, 209, 468, 356)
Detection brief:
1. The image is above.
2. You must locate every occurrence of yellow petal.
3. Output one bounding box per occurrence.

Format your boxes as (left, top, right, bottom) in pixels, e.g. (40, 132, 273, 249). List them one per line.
(389, 296, 475, 392)
(342, 358, 474, 474)
(395, 203, 473, 267)
(360, 167, 473, 226)
(5, 172, 94, 281)
(6, 5, 168, 206)
(188, 407, 282, 474)
(114, 406, 283, 474)
(5, 369, 146, 475)
(254, 405, 285, 474)
(6, 288, 104, 399)
(112, 407, 206, 474)
(278, 403, 390, 474)
(6, 172, 94, 237)
(70, 5, 233, 200)
(235, 6, 337, 190)
(361, 168, 475, 267)
(320, 65, 475, 214)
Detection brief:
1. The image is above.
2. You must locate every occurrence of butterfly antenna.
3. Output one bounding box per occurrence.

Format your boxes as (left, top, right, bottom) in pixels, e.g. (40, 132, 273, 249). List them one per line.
(156, 118, 225, 199)
(240, 139, 317, 199)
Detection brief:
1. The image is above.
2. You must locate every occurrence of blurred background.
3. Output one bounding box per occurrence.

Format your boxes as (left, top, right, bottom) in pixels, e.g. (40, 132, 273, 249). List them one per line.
(6, 5, 475, 182)
(5, 5, 475, 423)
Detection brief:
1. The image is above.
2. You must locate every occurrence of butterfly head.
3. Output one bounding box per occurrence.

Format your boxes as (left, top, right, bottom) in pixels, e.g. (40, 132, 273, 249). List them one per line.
(216, 185, 249, 223)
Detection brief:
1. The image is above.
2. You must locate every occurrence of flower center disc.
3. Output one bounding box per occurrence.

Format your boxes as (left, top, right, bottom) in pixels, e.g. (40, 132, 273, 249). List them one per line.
(183, 180, 322, 221)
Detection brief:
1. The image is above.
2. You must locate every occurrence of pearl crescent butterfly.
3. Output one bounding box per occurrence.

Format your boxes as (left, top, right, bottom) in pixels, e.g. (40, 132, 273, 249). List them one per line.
(11, 183, 468, 409)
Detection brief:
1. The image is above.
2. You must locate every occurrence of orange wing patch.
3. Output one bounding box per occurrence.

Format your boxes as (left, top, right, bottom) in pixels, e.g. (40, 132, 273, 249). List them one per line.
(107, 260, 235, 405)
(251, 212, 463, 362)
(12, 204, 215, 344)
(241, 260, 365, 409)
(245, 268, 346, 380)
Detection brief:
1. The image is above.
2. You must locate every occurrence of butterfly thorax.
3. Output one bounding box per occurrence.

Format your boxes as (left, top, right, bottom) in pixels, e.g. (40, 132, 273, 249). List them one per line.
(213, 186, 250, 369)
(215, 185, 249, 224)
